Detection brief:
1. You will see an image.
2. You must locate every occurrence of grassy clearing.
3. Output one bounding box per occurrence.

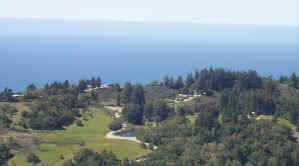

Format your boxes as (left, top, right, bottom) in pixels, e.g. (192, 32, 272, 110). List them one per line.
(186, 115, 197, 124)
(218, 114, 223, 124)
(144, 85, 177, 102)
(258, 115, 296, 131)
(8, 107, 150, 166)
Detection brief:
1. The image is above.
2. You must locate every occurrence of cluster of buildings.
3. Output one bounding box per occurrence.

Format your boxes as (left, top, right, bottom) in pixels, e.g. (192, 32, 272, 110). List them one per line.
(165, 89, 213, 104)
(84, 84, 114, 93)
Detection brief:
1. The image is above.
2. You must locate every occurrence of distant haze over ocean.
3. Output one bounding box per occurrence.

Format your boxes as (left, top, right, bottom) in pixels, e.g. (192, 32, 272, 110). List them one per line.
(0, 19, 298, 91)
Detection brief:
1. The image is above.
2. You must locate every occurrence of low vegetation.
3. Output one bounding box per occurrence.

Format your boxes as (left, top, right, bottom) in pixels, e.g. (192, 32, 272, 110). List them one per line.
(8, 107, 150, 166)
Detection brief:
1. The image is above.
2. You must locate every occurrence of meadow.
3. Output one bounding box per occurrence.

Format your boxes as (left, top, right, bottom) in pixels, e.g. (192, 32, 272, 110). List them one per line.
(6, 106, 150, 166)
(258, 115, 297, 131)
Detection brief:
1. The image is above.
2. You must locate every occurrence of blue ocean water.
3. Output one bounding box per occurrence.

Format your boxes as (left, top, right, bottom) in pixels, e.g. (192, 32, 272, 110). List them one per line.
(0, 19, 298, 91)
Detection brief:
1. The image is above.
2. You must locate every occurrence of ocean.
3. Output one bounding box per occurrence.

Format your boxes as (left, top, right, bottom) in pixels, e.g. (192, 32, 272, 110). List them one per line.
(0, 19, 298, 91)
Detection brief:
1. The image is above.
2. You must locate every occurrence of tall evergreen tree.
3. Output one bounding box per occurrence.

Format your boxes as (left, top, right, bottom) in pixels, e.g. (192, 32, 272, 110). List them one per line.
(116, 93, 121, 106)
(44, 83, 50, 90)
(131, 84, 145, 107)
(290, 72, 298, 89)
(123, 103, 143, 124)
(63, 80, 70, 89)
(121, 82, 133, 104)
(195, 69, 200, 79)
(144, 103, 154, 121)
(115, 83, 121, 92)
(26, 83, 37, 91)
(0, 88, 14, 101)
(169, 77, 175, 89)
(78, 80, 87, 92)
(175, 76, 184, 90)
(247, 70, 263, 89)
(185, 72, 194, 88)
(154, 101, 170, 122)
(91, 77, 96, 88)
(96, 77, 102, 87)
(163, 76, 170, 88)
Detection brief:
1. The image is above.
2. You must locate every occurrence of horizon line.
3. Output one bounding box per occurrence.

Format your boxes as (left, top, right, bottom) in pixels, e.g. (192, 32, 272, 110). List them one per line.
(0, 16, 298, 28)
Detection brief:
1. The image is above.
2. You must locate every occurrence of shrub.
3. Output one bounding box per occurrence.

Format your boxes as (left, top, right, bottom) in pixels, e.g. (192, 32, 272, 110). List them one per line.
(60, 154, 64, 160)
(0, 144, 13, 165)
(79, 140, 85, 147)
(108, 120, 122, 131)
(76, 120, 84, 127)
(27, 153, 41, 164)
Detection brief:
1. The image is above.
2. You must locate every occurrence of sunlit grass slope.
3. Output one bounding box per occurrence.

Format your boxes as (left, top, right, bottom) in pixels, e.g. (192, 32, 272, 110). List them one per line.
(8, 107, 150, 166)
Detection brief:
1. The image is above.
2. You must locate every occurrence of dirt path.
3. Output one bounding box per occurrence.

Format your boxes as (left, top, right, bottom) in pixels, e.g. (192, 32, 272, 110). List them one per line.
(104, 106, 158, 150)
(181, 95, 201, 103)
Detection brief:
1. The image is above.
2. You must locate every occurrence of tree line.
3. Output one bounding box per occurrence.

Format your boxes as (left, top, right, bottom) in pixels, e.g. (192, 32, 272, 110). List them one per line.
(163, 68, 298, 92)
(119, 82, 172, 125)
(1, 77, 103, 130)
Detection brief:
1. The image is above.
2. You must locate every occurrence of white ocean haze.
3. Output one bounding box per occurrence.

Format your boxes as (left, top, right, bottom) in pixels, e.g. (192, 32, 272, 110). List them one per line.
(0, 0, 298, 26)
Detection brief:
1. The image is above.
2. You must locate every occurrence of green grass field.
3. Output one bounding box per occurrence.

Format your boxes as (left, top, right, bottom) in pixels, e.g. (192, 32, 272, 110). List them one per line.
(8, 107, 150, 166)
(186, 115, 197, 124)
(258, 115, 296, 131)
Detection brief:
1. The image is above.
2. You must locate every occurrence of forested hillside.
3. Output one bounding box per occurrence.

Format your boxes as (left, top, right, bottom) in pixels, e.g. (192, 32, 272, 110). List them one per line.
(0, 69, 299, 166)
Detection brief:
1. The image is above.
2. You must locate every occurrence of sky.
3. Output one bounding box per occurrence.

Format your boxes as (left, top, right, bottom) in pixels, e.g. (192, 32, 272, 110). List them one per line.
(0, 0, 298, 26)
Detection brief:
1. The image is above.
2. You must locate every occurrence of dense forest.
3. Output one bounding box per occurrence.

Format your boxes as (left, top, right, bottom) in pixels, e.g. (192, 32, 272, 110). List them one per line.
(0, 69, 299, 166)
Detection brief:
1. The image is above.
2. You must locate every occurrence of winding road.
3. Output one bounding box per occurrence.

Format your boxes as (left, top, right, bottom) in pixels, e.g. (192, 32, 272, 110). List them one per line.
(104, 106, 158, 149)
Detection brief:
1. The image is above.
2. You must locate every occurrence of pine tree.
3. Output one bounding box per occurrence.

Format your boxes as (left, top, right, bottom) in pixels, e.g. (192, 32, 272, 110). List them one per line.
(120, 82, 132, 104)
(63, 80, 70, 89)
(96, 77, 102, 87)
(290, 72, 298, 89)
(169, 77, 175, 89)
(123, 103, 143, 124)
(185, 72, 194, 88)
(131, 84, 145, 106)
(115, 83, 121, 92)
(78, 80, 87, 92)
(175, 76, 184, 89)
(144, 103, 154, 121)
(26, 83, 37, 91)
(116, 94, 121, 106)
(195, 69, 200, 79)
(91, 77, 96, 88)
(163, 76, 170, 87)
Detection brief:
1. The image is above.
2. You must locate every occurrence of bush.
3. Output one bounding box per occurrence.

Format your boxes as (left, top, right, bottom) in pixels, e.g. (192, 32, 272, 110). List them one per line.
(0, 114, 12, 128)
(0, 144, 13, 165)
(79, 140, 85, 147)
(27, 153, 41, 164)
(60, 154, 64, 160)
(76, 120, 84, 127)
(63, 149, 121, 166)
(108, 120, 122, 131)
